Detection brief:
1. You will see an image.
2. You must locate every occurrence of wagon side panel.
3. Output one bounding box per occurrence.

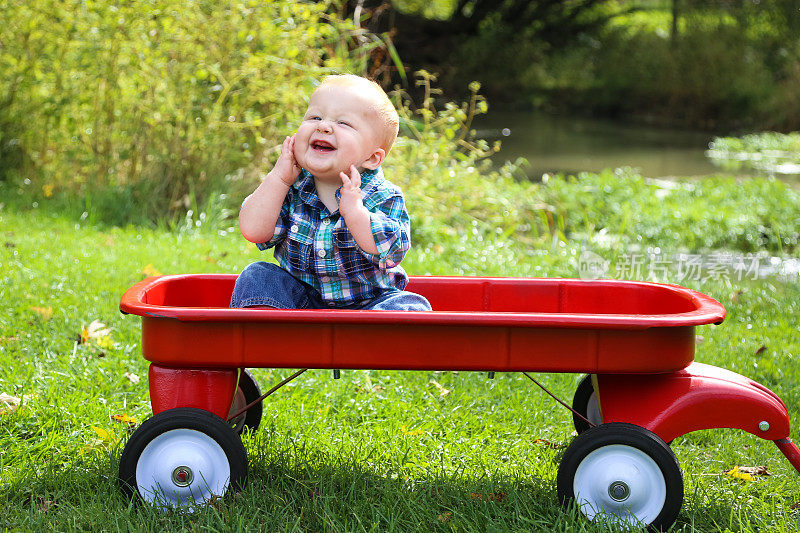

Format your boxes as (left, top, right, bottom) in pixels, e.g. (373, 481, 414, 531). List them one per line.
(508, 326, 694, 373)
(330, 324, 510, 371)
(508, 328, 598, 372)
(142, 318, 247, 367)
(595, 326, 695, 373)
(241, 322, 335, 367)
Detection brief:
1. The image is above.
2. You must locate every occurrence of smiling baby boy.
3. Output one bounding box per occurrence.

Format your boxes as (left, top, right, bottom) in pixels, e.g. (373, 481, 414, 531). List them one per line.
(230, 75, 431, 311)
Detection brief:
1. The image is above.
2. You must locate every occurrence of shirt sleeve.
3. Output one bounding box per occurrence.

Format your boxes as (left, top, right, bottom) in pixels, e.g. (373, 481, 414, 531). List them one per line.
(359, 192, 411, 270)
(241, 193, 290, 251)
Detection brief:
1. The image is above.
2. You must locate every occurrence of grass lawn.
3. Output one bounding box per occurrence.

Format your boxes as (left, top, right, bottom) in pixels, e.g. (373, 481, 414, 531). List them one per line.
(1, 198, 799, 531)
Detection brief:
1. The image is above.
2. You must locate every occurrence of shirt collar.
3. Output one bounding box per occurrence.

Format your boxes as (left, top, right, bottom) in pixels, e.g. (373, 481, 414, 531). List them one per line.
(292, 169, 320, 208)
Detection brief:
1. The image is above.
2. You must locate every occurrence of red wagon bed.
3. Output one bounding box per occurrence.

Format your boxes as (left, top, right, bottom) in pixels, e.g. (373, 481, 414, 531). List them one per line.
(120, 274, 725, 373)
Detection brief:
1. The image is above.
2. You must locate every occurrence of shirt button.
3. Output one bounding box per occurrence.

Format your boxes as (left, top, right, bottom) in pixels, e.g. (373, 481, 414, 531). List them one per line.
(321, 276, 330, 282)
(317, 249, 327, 258)
(321, 218, 330, 226)
(290, 224, 299, 233)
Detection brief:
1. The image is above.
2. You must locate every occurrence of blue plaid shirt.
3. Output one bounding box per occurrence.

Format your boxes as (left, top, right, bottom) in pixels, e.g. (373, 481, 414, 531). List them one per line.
(255, 167, 411, 305)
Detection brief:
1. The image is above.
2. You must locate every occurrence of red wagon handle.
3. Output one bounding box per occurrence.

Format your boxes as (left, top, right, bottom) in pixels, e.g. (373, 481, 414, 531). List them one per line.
(775, 439, 800, 475)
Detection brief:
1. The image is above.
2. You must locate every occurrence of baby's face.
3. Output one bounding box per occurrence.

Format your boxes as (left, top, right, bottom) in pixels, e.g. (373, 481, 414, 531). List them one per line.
(293, 85, 384, 182)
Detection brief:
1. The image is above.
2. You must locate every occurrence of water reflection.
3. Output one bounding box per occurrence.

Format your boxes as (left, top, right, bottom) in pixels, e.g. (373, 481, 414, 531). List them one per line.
(476, 111, 799, 181)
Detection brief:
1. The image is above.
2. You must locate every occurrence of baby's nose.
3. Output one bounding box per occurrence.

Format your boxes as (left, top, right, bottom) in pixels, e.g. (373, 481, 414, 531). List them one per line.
(316, 120, 333, 133)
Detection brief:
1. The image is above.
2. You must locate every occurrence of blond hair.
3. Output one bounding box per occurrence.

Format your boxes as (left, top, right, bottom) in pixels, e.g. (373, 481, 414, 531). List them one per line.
(316, 74, 399, 154)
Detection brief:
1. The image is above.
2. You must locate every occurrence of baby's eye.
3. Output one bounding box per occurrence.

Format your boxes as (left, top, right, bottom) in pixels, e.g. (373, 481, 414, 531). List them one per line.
(338, 121, 351, 127)
(308, 116, 321, 121)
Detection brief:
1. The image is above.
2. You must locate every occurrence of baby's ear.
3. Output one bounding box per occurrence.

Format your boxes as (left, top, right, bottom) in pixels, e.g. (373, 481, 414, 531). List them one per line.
(360, 148, 386, 170)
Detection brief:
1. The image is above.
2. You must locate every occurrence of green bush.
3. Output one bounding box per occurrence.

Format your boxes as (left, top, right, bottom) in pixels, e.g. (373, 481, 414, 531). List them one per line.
(0, 0, 380, 223)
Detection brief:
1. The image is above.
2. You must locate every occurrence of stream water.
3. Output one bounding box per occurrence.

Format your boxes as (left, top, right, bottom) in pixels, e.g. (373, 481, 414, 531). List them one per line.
(476, 111, 800, 182)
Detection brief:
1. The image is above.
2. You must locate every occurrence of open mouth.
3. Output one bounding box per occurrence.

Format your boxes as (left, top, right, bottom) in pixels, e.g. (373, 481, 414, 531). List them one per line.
(311, 140, 336, 152)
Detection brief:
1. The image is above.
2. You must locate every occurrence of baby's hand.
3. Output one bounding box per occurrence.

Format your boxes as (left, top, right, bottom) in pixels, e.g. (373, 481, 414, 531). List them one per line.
(338, 165, 365, 220)
(271, 136, 301, 186)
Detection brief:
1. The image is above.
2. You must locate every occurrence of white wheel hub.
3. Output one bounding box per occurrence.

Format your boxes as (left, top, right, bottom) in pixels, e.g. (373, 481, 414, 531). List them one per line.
(573, 444, 666, 526)
(135, 428, 231, 509)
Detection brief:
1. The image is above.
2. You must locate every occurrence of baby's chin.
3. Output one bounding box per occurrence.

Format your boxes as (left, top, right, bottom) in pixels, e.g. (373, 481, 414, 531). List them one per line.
(297, 157, 356, 181)
(299, 162, 347, 182)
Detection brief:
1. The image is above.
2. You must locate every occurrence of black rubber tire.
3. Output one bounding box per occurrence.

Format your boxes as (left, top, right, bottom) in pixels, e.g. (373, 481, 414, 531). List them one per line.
(229, 369, 262, 434)
(118, 407, 248, 508)
(572, 374, 599, 434)
(556, 422, 683, 531)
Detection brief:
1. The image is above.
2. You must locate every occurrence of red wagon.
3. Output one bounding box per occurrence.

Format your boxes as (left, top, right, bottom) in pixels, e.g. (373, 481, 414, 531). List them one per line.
(118, 274, 800, 529)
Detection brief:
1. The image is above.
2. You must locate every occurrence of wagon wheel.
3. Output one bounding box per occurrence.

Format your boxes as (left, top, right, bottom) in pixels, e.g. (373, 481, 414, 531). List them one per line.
(572, 374, 602, 434)
(556, 422, 683, 531)
(229, 369, 263, 434)
(118, 407, 248, 510)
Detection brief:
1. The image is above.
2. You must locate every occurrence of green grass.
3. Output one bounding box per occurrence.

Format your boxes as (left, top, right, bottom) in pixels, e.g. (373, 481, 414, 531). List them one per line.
(1, 190, 800, 531)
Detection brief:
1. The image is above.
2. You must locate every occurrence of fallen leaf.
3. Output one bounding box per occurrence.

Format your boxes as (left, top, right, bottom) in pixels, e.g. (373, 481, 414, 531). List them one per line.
(111, 413, 138, 425)
(354, 384, 385, 394)
(470, 492, 506, 502)
(790, 502, 800, 510)
(533, 438, 565, 449)
(354, 374, 384, 394)
(755, 346, 767, 356)
(42, 184, 54, 197)
(0, 393, 22, 414)
(429, 379, 451, 397)
(141, 263, 162, 276)
(24, 495, 55, 513)
(203, 256, 218, 264)
(400, 425, 425, 436)
(80, 320, 112, 346)
(738, 465, 769, 476)
(725, 466, 754, 481)
(91, 426, 113, 441)
(30, 306, 53, 321)
(124, 372, 140, 384)
(97, 336, 115, 350)
(437, 511, 452, 522)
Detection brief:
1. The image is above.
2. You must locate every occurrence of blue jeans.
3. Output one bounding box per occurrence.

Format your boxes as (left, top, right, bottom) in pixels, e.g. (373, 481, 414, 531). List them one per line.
(230, 262, 432, 311)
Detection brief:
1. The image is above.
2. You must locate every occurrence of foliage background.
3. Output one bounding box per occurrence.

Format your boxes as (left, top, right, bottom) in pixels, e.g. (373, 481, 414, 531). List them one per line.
(0, 0, 378, 223)
(388, 0, 800, 131)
